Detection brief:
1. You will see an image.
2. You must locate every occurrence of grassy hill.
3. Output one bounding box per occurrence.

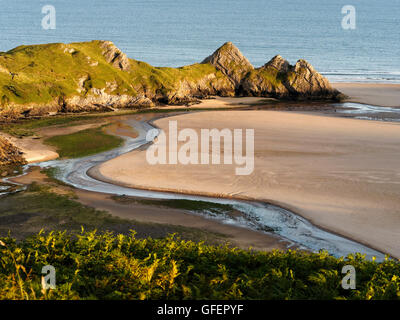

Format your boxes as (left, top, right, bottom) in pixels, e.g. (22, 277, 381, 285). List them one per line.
(0, 40, 341, 120)
(0, 40, 231, 119)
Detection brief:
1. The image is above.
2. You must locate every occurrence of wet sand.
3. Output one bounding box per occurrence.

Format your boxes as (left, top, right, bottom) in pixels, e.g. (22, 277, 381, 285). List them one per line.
(334, 83, 400, 107)
(10, 168, 289, 251)
(94, 110, 400, 258)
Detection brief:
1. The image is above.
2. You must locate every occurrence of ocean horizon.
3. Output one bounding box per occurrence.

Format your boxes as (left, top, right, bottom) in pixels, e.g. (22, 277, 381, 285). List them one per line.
(1, 0, 399, 83)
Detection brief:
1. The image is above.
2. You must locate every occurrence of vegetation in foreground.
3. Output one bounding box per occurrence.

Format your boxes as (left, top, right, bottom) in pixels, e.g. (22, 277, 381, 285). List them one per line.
(44, 125, 123, 158)
(0, 179, 399, 300)
(0, 230, 399, 300)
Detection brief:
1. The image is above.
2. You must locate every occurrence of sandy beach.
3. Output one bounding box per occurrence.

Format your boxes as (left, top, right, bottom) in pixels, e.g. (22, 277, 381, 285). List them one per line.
(93, 110, 400, 258)
(334, 83, 400, 107)
(3, 83, 400, 256)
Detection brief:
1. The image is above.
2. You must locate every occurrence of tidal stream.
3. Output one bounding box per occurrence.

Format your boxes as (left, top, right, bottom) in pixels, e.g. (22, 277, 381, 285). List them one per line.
(35, 118, 385, 260)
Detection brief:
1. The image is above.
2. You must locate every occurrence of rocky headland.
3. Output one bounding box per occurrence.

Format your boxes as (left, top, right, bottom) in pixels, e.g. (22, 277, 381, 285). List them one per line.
(0, 40, 342, 168)
(0, 40, 341, 121)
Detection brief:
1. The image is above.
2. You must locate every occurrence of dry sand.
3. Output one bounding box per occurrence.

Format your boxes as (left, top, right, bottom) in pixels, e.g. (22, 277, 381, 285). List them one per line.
(94, 110, 400, 258)
(334, 83, 400, 107)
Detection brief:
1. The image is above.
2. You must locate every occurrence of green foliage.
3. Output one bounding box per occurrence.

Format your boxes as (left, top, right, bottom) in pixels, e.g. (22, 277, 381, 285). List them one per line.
(0, 231, 399, 300)
(112, 196, 234, 215)
(244, 66, 286, 90)
(44, 126, 123, 158)
(0, 114, 104, 137)
(0, 106, 236, 138)
(0, 41, 135, 107)
(0, 182, 127, 235)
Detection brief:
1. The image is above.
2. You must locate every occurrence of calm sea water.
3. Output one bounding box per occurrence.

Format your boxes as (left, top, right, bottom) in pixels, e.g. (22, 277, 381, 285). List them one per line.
(1, 0, 399, 83)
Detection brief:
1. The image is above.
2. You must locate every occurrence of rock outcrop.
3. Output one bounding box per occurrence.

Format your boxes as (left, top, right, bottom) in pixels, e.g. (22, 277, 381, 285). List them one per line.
(65, 93, 154, 111)
(163, 73, 236, 105)
(264, 55, 290, 72)
(202, 42, 254, 87)
(0, 136, 26, 175)
(284, 59, 338, 98)
(202, 43, 340, 99)
(99, 41, 131, 71)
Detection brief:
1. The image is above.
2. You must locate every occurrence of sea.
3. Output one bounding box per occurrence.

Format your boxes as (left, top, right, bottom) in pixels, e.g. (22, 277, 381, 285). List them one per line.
(1, 0, 399, 83)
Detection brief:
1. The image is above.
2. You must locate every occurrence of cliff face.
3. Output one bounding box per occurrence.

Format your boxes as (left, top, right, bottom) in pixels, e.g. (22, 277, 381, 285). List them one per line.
(202, 42, 254, 87)
(206, 43, 339, 99)
(0, 40, 341, 120)
(0, 136, 26, 175)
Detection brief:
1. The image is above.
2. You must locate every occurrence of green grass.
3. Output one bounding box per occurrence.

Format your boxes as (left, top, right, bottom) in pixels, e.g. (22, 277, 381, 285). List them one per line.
(0, 230, 399, 300)
(0, 114, 102, 136)
(112, 195, 234, 215)
(0, 41, 136, 107)
(0, 40, 293, 117)
(0, 182, 128, 235)
(0, 105, 242, 138)
(0, 181, 399, 300)
(0, 40, 232, 112)
(44, 125, 123, 158)
(0, 182, 226, 243)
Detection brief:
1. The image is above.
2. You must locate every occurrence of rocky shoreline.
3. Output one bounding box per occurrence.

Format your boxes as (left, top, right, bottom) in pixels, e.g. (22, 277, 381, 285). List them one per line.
(0, 136, 26, 176)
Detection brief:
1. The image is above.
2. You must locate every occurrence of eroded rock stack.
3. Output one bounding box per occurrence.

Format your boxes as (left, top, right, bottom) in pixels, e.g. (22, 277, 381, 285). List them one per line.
(202, 42, 254, 87)
(203, 42, 340, 99)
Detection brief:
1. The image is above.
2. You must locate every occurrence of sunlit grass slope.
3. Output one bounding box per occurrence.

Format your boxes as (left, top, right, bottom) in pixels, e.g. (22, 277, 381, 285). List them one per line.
(0, 40, 228, 112)
(44, 125, 123, 158)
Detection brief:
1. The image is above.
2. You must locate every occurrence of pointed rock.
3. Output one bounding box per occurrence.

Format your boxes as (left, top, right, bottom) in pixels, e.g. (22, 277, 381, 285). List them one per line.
(202, 42, 254, 86)
(240, 56, 340, 99)
(285, 59, 339, 97)
(99, 41, 130, 71)
(263, 55, 290, 73)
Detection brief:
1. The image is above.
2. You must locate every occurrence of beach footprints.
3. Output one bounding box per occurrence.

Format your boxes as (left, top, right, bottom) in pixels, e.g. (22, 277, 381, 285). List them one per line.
(342, 5, 356, 30)
(145, 120, 255, 176)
